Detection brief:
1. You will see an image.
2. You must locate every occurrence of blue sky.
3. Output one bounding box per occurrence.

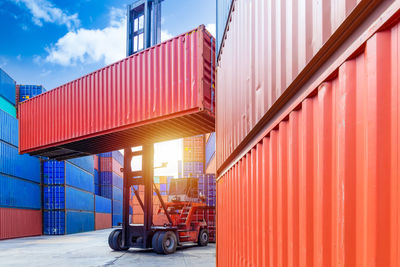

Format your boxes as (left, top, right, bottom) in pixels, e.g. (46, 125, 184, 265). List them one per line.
(0, 0, 216, 90)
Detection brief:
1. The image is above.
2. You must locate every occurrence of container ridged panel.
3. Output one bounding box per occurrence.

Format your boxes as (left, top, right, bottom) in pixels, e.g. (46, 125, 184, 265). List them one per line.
(216, 0, 381, 168)
(95, 195, 111, 213)
(65, 187, 94, 212)
(0, 108, 18, 147)
(95, 212, 111, 230)
(217, 22, 400, 267)
(19, 26, 215, 157)
(0, 175, 41, 209)
(65, 162, 94, 193)
(67, 156, 94, 174)
(0, 208, 42, 239)
(0, 141, 40, 183)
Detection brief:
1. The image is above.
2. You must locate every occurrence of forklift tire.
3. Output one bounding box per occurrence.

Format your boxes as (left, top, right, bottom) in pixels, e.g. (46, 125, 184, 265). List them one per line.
(108, 230, 117, 250)
(152, 231, 162, 253)
(157, 231, 177, 254)
(198, 228, 209, 246)
(109, 229, 129, 251)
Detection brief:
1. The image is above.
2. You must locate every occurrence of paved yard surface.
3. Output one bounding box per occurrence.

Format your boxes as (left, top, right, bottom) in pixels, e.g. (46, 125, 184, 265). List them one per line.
(0, 229, 216, 267)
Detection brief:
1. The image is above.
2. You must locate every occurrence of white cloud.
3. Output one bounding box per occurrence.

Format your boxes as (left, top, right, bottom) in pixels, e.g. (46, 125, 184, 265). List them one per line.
(44, 8, 126, 66)
(161, 30, 173, 42)
(14, 0, 80, 30)
(206, 23, 216, 37)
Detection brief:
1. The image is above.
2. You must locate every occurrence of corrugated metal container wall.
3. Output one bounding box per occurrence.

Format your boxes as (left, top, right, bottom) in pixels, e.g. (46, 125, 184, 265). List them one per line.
(18, 25, 215, 158)
(0, 174, 41, 209)
(217, 18, 400, 267)
(0, 140, 40, 183)
(95, 195, 111, 213)
(216, 0, 388, 169)
(0, 208, 42, 240)
(67, 156, 94, 174)
(0, 108, 18, 147)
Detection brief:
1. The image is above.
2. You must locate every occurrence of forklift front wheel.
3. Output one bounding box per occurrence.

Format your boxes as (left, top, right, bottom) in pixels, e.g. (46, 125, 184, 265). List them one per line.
(109, 229, 129, 251)
(198, 228, 209, 246)
(154, 231, 177, 254)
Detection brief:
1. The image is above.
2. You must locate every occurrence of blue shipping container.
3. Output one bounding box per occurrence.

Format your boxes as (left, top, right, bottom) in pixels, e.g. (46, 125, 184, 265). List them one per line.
(112, 200, 122, 215)
(65, 162, 94, 193)
(0, 174, 40, 209)
(112, 186, 123, 202)
(67, 211, 94, 234)
(43, 161, 65, 184)
(0, 140, 40, 183)
(44, 186, 94, 211)
(95, 185, 100, 195)
(100, 185, 112, 199)
(66, 187, 94, 211)
(99, 171, 123, 189)
(99, 151, 124, 166)
(112, 213, 122, 227)
(0, 108, 18, 147)
(95, 195, 111, 213)
(94, 169, 99, 185)
(18, 85, 45, 102)
(99, 185, 122, 201)
(0, 68, 15, 105)
(43, 210, 94, 235)
(205, 132, 216, 168)
(43, 186, 65, 210)
(43, 210, 65, 235)
(67, 156, 94, 174)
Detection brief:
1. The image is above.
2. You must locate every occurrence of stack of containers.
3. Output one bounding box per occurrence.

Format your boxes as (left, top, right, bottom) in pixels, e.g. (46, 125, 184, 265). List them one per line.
(182, 135, 205, 177)
(130, 185, 144, 224)
(98, 151, 124, 227)
(196, 174, 216, 242)
(130, 176, 173, 225)
(0, 69, 42, 240)
(94, 195, 111, 230)
(43, 156, 95, 235)
(197, 174, 216, 207)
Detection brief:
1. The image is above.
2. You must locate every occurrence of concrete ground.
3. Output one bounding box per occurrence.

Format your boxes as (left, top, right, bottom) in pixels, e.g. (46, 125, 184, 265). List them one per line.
(0, 229, 216, 267)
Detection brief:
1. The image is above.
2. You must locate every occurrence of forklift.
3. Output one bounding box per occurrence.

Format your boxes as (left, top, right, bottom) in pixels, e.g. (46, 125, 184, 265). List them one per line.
(108, 144, 213, 254)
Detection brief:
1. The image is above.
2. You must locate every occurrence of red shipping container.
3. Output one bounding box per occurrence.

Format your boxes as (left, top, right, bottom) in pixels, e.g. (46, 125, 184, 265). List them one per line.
(217, 12, 400, 267)
(100, 157, 123, 177)
(95, 212, 111, 230)
(0, 208, 42, 240)
(216, 0, 391, 171)
(18, 25, 215, 159)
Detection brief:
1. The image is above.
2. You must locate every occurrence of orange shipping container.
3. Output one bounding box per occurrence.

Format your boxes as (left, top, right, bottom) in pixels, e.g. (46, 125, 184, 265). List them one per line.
(217, 10, 400, 267)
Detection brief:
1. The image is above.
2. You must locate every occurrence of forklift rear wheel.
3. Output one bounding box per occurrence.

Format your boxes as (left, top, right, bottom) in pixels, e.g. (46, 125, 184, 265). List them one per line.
(198, 228, 209, 246)
(109, 229, 129, 251)
(156, 231, 177, 254)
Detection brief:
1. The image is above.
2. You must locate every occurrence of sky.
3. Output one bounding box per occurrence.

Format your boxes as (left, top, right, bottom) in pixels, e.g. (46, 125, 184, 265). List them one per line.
(0, 0, 215, 177)
(0, 0, 216, 90)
